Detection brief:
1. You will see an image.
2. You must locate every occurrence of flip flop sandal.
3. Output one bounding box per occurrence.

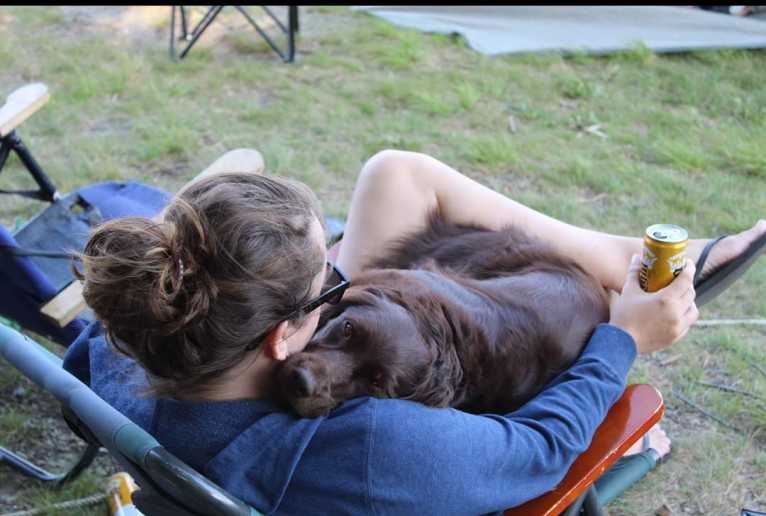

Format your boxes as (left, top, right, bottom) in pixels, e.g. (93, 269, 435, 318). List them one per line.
(693, 232, 766, 308)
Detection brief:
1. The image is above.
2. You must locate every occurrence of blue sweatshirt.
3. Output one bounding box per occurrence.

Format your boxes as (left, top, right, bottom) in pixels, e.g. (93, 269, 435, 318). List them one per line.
(63, 322, 636, 516)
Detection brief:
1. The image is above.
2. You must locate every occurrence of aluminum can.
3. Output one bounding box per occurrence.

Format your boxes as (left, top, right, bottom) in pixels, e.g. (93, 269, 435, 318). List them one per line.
(107, 472, 143, 516)
(639, 224, 689, 292)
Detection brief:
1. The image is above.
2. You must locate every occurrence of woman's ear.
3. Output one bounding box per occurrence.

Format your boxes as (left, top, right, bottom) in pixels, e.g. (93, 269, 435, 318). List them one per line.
(263, 320, 291, 361)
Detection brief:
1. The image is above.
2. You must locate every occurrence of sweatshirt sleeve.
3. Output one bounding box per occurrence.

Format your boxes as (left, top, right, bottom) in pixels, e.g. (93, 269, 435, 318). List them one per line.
(62, 321, 101, 386)
(367, 323, 637, 516)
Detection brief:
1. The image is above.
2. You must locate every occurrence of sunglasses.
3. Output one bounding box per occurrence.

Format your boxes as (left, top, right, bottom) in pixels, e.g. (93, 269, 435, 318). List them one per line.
(245, 263, 350, 351)
(283, 262, 350, 321)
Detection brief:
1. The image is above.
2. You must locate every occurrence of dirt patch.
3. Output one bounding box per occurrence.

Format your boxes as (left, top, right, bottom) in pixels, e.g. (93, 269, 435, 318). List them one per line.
(54, 6, 367, 59)
(0, 368, 120, 513)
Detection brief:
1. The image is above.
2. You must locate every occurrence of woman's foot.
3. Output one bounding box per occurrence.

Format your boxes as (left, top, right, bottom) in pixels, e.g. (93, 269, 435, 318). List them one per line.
(687, 220, 766, 285)
(624, 424, 671, 460)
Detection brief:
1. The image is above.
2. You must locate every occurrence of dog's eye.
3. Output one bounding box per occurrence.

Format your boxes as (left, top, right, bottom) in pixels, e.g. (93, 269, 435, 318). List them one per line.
(343, 321, 354, 338)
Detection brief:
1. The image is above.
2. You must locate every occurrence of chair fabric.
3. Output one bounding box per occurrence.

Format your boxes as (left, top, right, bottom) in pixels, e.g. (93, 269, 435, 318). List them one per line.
(1, 181, 170, 345)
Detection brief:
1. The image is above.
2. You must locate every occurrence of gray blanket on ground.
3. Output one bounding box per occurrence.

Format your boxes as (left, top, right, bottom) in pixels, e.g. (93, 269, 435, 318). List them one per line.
(353, 6, 766, 56)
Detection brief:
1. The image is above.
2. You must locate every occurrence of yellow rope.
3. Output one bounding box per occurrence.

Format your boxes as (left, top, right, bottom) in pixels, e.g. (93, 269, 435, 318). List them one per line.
(0, 493, 107, 516)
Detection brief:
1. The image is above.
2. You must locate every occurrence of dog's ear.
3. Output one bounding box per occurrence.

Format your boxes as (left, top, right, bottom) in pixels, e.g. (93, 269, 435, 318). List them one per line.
(411, 293, 459, 349)
(403, 358, 458, 408)
(386, 289, 465, 408)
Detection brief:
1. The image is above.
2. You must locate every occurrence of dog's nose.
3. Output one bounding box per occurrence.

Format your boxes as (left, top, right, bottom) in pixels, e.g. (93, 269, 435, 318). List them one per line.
(289, 367, 315, 399)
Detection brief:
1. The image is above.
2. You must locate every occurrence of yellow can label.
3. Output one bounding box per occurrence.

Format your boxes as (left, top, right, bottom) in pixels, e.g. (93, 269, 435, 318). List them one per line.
(639, 224, 688, 292)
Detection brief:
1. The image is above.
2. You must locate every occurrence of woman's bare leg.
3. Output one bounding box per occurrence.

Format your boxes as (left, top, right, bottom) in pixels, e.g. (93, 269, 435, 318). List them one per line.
(338, 150, 765, 292)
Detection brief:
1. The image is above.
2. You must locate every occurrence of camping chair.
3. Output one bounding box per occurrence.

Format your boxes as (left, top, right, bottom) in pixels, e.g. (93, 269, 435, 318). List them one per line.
(170, 6, 299, 62)
(0, 321, 664, 516)
(0, 83, 171, 348)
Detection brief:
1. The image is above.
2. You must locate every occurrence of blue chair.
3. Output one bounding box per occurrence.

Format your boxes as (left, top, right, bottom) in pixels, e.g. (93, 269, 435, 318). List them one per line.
(1, 84, 172, 346)
(0, 83, 172, 483)
(0, 182, 170, 345)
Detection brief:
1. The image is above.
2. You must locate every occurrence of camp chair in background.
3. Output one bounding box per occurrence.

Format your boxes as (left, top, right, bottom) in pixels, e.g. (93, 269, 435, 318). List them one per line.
(0, 321, 664, 516)
(170, 6, 299, 62)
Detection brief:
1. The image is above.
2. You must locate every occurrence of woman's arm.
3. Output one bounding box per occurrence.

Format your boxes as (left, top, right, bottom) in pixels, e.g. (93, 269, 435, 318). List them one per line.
(368, 323, 636, 515)
(367, 256, 697, 514)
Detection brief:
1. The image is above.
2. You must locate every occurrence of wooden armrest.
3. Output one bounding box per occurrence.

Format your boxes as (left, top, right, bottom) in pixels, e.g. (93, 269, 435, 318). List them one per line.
(40, 281, 86, 329)
(504, 384, 665, 516)
(156, 149, 266, 222)
(0, 83, 50, 137)
(197, 148, 265, 178)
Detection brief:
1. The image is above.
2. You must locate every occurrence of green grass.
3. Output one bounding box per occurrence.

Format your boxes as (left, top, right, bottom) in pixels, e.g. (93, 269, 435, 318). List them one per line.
(16, 472, 107, 516)
(0, 5, 765, 515)
(0, 408, 30, 440)
(8, 5, 64, 26)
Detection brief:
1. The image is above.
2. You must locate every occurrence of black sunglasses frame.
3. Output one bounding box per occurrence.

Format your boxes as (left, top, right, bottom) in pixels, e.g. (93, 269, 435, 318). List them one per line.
(244, 263, 349, 351)
(283, 262, 350, 321)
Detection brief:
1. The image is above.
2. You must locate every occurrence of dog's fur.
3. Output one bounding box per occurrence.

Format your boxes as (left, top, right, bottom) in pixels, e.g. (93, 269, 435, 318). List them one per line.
(275, 216, 609, 418)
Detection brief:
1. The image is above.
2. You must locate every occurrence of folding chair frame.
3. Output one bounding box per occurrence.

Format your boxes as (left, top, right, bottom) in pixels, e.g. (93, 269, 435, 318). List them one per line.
(0, 130, 59, 203)
(0, 339, 99, 485)
(0, 422, 99, 484)
(169, 5, 299, 62)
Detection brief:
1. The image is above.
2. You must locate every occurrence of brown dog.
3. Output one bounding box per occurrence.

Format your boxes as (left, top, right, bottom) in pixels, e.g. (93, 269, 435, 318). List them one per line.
(275, 215, 609, 418)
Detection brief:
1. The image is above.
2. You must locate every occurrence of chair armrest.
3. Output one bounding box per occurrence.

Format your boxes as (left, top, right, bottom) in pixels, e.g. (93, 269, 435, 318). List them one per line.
(504, 384, 664, 516)
(0, 322, 63, 367)
(40, 281, 86, 328)
(0, 83, 50, 137)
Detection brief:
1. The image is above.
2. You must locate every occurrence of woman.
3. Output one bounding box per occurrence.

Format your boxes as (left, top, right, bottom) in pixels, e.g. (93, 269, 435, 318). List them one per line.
(63, 149, 765, 515)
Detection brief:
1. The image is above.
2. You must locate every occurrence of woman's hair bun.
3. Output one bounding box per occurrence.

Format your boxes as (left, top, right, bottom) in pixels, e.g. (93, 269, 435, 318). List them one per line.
(77, 172, 326, 398)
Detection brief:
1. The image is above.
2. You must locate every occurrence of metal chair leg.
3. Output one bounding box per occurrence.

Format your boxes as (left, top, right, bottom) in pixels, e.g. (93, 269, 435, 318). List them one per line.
(169, 6, 299, 63)
(0, 443, 100, 484)
(179, 5, 189, 40)
(561, 489, 587, 516)
(169, 6, 223, 61)
(0, 131, 58, 202)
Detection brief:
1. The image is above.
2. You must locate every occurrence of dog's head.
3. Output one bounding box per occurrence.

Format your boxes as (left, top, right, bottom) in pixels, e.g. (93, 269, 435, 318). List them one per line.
(275, 270, 458, 418)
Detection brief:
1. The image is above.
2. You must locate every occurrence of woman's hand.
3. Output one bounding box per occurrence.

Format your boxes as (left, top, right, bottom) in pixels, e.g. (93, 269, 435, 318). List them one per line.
(609, 255, 698, 354)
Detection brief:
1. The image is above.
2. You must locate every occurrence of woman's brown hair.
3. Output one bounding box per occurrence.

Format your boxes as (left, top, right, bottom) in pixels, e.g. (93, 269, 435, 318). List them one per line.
(76, 172, 326, 397)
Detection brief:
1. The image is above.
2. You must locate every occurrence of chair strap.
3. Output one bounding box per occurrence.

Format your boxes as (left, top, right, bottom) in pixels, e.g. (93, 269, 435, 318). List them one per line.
(0, 244, 77, 259)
